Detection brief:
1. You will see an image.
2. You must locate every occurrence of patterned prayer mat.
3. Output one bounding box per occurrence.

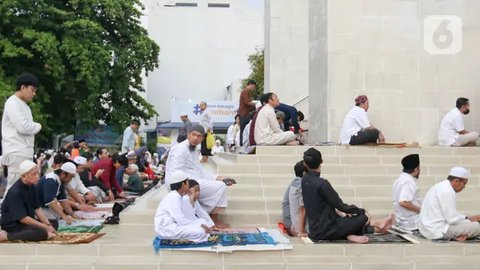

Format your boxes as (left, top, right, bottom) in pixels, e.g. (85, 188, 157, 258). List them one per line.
(153, 230, 276, 252)
(302, 233, 415, 244)
(57, 225, 104, 233)
(9, 233, 104, 244)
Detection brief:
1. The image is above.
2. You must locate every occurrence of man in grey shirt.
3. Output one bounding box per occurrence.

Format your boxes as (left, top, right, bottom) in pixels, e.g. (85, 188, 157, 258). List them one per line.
(282, 161, 308, 236)
(177, 112, 192, 143)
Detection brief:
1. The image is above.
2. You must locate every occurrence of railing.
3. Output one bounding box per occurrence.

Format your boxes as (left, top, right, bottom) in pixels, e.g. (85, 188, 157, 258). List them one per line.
(289, 93, 309, 107)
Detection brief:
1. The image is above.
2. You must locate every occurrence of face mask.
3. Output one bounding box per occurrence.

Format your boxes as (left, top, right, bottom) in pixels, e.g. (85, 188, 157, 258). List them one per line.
(463, 109, 470, 115)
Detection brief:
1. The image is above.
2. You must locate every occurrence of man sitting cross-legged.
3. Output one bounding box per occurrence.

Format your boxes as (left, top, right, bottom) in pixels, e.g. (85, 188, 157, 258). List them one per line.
(154, 171, 212, 243)
(0, 160, 57, 242)
(301, 147, 393, 243)
(182, 179, 216, 230)
(419, 167, 480, 241)
(393, 154, 422, 232)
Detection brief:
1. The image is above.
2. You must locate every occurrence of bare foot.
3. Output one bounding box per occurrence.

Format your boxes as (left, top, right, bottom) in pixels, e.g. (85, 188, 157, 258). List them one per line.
(347, 235, 369, 243)
(214, 220, 230, 229)
(0, 230, 8, 242)
(285, 140, 299, 146)
(454, 235, 467, 242)
(377, 214, 394, 234)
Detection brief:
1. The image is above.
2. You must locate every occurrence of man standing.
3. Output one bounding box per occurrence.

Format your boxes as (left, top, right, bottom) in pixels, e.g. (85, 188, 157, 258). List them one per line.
(419, 167, 480, 241)
(438, 97, 479, 146)
(338, 95, 385, 145)
(238, 80, 257, 146)
(177, 112, 192, 143)
(301, 147, 393, 243)
(121, 119, 140, 153)
(254, 92, 297, 146)
(393, 154, 422, 232)
(1, 73, 42, 186)
(0, 160, 56, 242)
(166, 125, 229, 227)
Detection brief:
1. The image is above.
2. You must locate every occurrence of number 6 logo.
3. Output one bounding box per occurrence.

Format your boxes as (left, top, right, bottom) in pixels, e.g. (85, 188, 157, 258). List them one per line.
(424, 15, 462, 55)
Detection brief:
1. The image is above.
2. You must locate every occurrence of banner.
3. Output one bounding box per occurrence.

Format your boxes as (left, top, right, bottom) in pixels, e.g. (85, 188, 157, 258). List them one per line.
(170, 101, 238, 123)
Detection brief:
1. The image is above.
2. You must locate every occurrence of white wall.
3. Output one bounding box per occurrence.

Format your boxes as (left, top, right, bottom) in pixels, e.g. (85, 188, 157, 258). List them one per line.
(142, 0, 264, 124)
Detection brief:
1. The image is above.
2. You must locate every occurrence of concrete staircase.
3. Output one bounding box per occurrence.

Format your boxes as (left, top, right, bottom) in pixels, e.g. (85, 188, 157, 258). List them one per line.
(2, 145, 480, 270)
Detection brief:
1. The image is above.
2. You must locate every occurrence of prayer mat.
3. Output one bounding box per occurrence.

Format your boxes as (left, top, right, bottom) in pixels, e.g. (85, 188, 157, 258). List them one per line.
(9, 233, 104, 244)
(302, 233, 415, 244)
(362, 142, 419, 148)
(57, 225, 104, 233)
(74, 210, 110, 220)
(153, 230, 276, 252)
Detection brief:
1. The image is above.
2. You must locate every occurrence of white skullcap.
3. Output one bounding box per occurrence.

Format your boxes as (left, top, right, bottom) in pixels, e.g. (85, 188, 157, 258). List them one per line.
(60, 162, 77, 175)
(180, 111, 188, 116)
(73, 156, 87, 165)
(449, 167, 470, 179)
(18, 160, 37, 176)
(170, 171, 189, 184)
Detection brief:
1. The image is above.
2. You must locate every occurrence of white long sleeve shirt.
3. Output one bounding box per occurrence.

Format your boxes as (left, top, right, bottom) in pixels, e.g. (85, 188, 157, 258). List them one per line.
(418, 179, 468, 239)
(1, 95, 42, 158)
(121, 126, 135, 153)
(254, 104, 282, 144)
(154, 191, 197, 236)
(182, 196, 214, 227)
(199, 109, 214, 131)
(165, 140, 217, 185)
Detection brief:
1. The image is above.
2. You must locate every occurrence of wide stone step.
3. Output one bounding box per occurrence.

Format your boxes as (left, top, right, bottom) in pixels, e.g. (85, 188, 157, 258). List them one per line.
(218, 152, 478, 166)
(254, 145, 480, 156)
(217, 163, 480, 176)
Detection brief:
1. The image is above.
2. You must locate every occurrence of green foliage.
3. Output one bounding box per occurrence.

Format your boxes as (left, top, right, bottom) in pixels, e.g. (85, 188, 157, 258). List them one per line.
(242, 47, 264, 100)
(0, 0, 160, 146)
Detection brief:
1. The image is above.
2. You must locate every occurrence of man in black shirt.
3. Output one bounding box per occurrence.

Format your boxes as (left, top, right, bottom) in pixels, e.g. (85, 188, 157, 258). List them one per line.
(301, 147, 393, 243)
(0, 160, 57, 242)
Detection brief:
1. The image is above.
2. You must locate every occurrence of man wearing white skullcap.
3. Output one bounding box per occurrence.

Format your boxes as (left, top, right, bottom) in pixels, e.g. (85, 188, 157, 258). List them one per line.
(0, 160, 57, 242)
(419, 167, 480, 241)
(36, 162, 81, 225)
(154, 171, 212, 243)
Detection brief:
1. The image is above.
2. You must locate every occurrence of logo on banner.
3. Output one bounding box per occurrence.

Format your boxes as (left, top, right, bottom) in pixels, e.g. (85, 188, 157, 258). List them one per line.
(193, 104, 202, 115)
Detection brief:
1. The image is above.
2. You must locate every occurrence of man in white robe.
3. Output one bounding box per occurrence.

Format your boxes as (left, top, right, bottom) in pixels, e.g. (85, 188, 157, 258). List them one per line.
(393, 154, 422, 232)
(254, 92, 297, 145)
(419, 167, 480, 241)
(183, 179, 215, 228)
(154, 171, 211, 243)
(166, 125, 229, 226)
(1, 73, 42, 188)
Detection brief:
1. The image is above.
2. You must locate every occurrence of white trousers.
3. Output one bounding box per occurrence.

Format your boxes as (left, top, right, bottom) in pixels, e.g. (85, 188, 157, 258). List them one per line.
(443, 221, 480, 240)
(197, 178, 228, 213)
(453, 132, 479, 146)
(258, 131, 296, 146)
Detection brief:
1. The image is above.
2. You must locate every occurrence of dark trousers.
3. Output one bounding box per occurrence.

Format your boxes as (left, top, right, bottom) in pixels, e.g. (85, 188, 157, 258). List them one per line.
(6, 219, 58, 241)
(200, 133, 212, 156)
(326, 214, 373, 240)
(349, 129, 380, 145)
(239, 115, 251, 146)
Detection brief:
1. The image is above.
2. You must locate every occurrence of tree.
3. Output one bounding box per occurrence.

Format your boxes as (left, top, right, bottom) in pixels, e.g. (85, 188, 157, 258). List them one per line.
(242, 47, 264, 100)
(0, 0, 160, 146)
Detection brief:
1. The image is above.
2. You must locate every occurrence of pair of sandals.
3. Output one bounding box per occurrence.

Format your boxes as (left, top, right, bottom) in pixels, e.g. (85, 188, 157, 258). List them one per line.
(104, 197, 137, 225)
